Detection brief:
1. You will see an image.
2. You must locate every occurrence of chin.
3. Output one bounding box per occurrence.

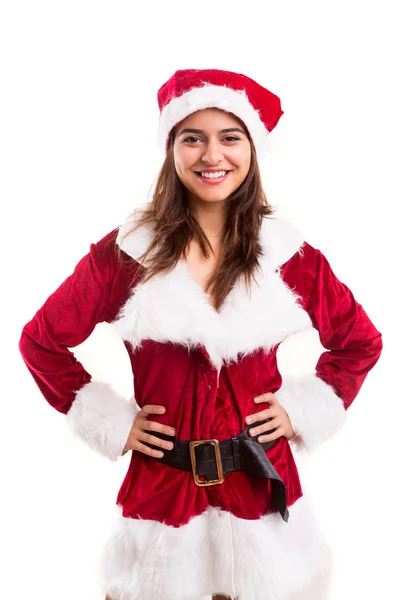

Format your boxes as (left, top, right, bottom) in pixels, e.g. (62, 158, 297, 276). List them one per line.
(191, 184, 236, 201)
(197, 192, 232, 203)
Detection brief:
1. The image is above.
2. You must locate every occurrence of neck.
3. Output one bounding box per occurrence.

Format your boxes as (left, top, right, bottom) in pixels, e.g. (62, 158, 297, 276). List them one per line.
(188, 196, 228, 239)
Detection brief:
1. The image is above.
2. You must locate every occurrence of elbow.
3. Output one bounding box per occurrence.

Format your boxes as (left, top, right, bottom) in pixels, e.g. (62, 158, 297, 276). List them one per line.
(18, 327, 31, 362)
(371, 329, 383, 365)
(19, 321, 41, 367)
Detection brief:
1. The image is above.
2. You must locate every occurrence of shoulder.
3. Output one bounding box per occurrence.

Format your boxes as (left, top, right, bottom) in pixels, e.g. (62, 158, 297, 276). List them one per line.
(280, 240, 351, 312)
(115, 204, 153, 265)
(258, 215, 324, 307)
(83, 227, 123, 280)
(90, 227, 119, 261)
(88, 224, 144, 290)
(91, 220, 144, 271)
(281, 240, 320, 273)
(83, 226, 144, 322)
(259, 213, 306, 269)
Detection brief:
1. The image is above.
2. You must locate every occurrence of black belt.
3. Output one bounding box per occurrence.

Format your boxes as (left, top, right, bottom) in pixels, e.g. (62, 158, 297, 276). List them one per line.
(146, 418, 289, 522)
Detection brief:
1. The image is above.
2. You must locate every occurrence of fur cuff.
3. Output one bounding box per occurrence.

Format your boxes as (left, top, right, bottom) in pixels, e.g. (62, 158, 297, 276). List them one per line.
(276, 374, 346, 451)
(67, 381, 139, 461)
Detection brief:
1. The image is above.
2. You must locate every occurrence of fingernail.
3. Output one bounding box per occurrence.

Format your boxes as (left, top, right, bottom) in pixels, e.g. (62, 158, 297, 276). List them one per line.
(246, 416, 252, 424)
(254, 396, 260, 403)
(156, 451, 164, 458)
(170, 429, 176, 436)
(250, 429, 256, 436)
(166, 442, 173, 450)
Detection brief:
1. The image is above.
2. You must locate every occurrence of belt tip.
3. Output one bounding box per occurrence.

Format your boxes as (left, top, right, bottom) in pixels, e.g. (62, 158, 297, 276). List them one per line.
(283, 509, 289, 522)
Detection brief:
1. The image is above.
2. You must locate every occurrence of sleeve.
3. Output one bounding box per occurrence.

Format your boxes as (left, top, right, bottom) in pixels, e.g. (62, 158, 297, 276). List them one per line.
(18, 229, 140, 461)
(276, 243, 383, 451)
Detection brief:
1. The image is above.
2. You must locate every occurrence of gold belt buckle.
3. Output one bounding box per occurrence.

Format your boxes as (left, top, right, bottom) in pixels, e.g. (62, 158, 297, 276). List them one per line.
(189, 439, 224, 486)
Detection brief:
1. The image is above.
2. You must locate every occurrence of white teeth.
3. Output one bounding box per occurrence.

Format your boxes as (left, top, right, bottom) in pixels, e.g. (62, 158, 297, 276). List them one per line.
(200, 171, 227, 179)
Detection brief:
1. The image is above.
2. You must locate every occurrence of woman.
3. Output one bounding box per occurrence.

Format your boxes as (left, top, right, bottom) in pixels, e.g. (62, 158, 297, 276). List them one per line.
(19, 69, 383, 600)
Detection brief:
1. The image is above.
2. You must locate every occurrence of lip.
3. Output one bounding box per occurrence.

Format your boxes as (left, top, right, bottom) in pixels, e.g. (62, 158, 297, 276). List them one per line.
(194, 171, 231, 185)
(195, 169, 232, 173)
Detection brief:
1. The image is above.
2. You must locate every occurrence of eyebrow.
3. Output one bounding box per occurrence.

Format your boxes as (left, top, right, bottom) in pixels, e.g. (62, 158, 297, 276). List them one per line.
(177, 127, 246, 136)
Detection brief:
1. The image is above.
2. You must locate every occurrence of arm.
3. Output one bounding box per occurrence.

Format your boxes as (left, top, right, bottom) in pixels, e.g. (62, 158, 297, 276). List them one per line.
(19, 229, 141, 461)
(276, 243, 383, 451)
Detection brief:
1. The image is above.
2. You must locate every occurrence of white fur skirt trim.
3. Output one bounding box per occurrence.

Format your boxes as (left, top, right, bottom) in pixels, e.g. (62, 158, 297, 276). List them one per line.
(99, 496, 332, 600)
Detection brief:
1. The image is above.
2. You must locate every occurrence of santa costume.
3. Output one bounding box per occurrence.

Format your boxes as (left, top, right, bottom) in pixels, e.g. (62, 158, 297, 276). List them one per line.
(19, 69, 383, 600)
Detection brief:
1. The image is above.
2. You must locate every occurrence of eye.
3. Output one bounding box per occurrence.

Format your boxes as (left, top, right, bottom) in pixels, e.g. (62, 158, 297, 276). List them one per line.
(183, 136, 201, 143)
(224, 136, 240, 142)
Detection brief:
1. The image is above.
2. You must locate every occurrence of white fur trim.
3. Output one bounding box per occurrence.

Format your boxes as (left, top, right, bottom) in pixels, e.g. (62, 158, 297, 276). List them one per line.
(99, 496, 331, 600)
(113, 259, 311, 369)
(114, 209, 309, 368)
(66, 381, 139, 461)
(158, 83, 270, 159)
(258, 215, 305, 270)
(116, 207, 154, 267)
(276, 374, 346, 451)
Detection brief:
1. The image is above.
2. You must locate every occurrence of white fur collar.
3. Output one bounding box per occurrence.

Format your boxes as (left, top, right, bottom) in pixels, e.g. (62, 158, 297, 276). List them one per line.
(113, 206, 310, 368)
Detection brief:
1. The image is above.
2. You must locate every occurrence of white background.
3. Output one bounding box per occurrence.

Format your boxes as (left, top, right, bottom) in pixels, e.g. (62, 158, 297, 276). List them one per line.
(1, 1, 398, 599)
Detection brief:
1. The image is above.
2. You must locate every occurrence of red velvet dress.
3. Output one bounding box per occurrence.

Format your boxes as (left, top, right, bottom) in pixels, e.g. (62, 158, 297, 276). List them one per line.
(19, 209, 382, 600)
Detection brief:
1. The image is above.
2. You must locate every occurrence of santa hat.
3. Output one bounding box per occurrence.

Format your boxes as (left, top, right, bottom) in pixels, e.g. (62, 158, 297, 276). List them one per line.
(157, 68, 283, 160)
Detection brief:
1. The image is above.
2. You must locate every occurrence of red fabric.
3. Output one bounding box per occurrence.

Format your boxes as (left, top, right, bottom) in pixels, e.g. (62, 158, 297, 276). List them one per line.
(120, 342, 301, 525)
(19, 232, 382, 527)
(157, 68, 284, 132)
(19, 229, 137, 413)
(281, 243, 383, 409)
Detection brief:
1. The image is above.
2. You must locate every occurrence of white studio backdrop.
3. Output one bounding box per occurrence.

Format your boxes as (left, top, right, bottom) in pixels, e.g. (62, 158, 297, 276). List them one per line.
(1, 1, 398, 599)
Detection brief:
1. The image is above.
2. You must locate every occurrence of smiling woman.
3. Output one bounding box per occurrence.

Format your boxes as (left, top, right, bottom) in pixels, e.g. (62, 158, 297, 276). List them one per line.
(19, 68, 382, 600)
(173, 110, 252, 200)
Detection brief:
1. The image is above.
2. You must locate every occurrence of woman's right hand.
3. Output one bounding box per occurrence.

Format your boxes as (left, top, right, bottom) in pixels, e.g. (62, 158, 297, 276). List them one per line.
(122, 404, 175, 458)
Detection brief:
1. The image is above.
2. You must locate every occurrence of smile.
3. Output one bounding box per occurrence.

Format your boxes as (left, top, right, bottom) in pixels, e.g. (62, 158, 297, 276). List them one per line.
(195, 170, 231, 184)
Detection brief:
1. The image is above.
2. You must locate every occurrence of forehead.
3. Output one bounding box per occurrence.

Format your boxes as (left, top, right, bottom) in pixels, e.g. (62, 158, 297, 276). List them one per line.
(177, 108, 244, 131)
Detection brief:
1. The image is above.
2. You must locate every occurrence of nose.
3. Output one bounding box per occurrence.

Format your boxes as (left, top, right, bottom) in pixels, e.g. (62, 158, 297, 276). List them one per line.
(202, 139, 224, 165)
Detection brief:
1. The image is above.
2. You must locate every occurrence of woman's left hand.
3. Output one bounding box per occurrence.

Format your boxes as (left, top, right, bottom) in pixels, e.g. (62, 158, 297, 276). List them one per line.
(245, 392, 296, 442)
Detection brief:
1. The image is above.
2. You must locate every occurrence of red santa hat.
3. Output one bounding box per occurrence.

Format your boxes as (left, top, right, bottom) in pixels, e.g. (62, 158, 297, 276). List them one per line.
(157, 68, 284, 160)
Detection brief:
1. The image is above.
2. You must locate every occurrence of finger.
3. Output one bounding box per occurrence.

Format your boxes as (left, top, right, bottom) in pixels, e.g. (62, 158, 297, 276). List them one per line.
(253, 392, 275, 404)
(248, 417, 280, 438)
(145, 420, 176, 437)
(257, 426, 284, 443)
(132, 440, 165, 459)
(245, 408, 277, 425)
(139, 431, 174, 451)
(140, 404, 166, 416)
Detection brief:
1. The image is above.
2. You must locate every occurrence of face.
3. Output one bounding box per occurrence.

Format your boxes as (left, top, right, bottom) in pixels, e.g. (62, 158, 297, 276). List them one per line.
(173, 108, 252, 205)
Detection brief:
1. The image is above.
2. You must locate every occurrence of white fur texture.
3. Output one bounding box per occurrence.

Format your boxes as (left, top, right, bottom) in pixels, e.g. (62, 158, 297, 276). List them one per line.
(67, 381, 139, 461)
(157, 83, 270, 159)
(116, 207, 155, 268)
(276, 374, 346, 451)
(115, 211, 310, 369)
(100, 496, 331, 600)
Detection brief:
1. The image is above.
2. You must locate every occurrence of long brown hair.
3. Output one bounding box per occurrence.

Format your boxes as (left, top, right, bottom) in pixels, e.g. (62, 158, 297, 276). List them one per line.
(116, 120, 274, 312)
